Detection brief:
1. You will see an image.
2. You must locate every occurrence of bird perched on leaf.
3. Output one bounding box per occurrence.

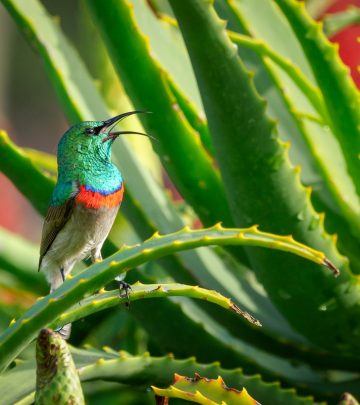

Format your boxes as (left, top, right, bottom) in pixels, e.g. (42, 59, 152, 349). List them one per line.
(39, 111, 149, 339)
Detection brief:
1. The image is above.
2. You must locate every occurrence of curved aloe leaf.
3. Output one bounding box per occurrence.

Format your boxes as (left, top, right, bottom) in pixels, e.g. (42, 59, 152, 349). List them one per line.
(262, 57, 360, 247)
(227, 31, 326, 120)
(35, 329, 84, 405)
(0, 225, 336, 371)
(165, 75, 215, 156)
(51, 282, 260, 329)
(158, 9, 360, 250)
(0, 227, 47, 295)
(152, 373, 259, 405)
(0, 0, 250, 274)
(23, 148, 57, 176)
(0, 131, 297, 366)
(169, 0, 360, 354)
(223, 0, 360, 260)
(0, 131, 348, 377)
(129, 0, 202, 109)
(3, 221, 354, 375)
(2, 127, 338, 370)
(0, 348, 316, 405)
(86, 0, 234, 227)
(0, 131, 53, 215)
(274, 0, 360, 198)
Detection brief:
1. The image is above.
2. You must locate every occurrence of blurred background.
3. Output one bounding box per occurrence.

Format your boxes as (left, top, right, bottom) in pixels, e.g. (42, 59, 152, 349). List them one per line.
(0, 0, 359, 243)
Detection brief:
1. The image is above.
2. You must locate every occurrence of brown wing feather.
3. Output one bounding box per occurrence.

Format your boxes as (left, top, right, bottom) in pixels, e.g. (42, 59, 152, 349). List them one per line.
(38, 199, 75, 270)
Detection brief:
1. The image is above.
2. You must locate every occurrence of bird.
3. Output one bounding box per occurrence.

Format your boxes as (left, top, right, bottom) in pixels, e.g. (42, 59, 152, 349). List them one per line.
(39, 111, 149, 339)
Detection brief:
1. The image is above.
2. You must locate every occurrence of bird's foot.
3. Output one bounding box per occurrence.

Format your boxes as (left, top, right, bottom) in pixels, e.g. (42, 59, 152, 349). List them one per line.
(118, 281, 132, 308)
(54, 323, 72, 340)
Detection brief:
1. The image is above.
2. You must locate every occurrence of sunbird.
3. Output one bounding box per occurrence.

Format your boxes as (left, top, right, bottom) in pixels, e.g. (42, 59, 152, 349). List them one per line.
(39, 111, 149, 338)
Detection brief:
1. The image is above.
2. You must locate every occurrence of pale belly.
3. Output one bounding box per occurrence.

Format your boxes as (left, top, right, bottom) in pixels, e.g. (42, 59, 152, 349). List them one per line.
(41, 204, 119, 280)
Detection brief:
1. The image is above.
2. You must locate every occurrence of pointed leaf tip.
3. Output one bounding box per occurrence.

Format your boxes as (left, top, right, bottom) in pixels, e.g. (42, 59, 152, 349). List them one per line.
(231, 303, 262, 327)
(323, 258, 340, 277)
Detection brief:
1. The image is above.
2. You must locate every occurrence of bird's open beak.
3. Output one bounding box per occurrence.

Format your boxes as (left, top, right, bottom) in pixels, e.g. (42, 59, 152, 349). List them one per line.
(101, 110, 153, 143)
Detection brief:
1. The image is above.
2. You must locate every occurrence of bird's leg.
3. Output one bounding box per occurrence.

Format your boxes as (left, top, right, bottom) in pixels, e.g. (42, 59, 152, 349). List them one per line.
(91, 250, 102, 263)
(91, 247, 102, 263)
(92, 248, 131, 306)
(54, 267, 72, 339)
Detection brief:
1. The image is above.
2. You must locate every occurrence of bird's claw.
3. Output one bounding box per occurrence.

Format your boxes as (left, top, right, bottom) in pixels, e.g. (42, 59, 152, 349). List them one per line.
(118, 281, 132, 307)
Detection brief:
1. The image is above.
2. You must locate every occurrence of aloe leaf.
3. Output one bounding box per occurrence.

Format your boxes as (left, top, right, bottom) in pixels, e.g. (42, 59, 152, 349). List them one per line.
(0, 0, 254, 365)
(262, 58, 360, 250)
(35, 329, 84, 405)
(51, 282, 260, 329)
(22, 148, 57, 176)
(0, 227, 47, 295)
(0, 131, 288, 361)
(115, 2, 214, 158)
(165, 75, 215, 156)
(0, 131, 54, 216)
(273, 0, 360, 197)
(123, 273, 274, 378)
(86, 0, 234, 227)
(0, 0, 227, 280)
(164, 5, 360, 250)
(323, 7, 360, 37)
(220, 1, 360, 272)
(1, 134, 352, 373)
(227, 31, 326, 120)
(223, 0, 360, 247)
(129, 0, 202, 109)
(0, 131, 309, 358)
(152, 373, 259, 405)
(311, 192, 360, 275)
(108, 270, 359, 395)
(0, 0, 175, 231)
(0, 130, 209, 288)
(169, 0, 360, 353)
(0, 349, 316, 405)
(2, 218, 352, 374)
(221, 0, 314, 77)
(1, 0, 249, 276)
(0, 225, 335, 371)
(215, 1, 327, 188)
(222, 0, 360, 264)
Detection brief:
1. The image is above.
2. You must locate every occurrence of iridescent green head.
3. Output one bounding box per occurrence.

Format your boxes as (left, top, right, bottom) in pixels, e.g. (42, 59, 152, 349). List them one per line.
(56, 111, 150, 190)
(58, 111, 148, 166)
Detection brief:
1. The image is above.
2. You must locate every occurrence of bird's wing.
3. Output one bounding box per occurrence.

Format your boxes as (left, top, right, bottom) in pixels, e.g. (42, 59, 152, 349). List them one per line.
(38, 182, 78, 270)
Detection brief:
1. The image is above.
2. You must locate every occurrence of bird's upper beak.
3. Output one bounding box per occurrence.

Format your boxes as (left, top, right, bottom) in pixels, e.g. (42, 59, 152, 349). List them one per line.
(102, 111, 147, 130)
(101, 110, 151, 143)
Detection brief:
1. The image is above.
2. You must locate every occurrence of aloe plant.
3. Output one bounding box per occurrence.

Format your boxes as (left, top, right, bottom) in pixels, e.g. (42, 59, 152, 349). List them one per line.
(0, 0, 359, 403)
(152, 373, 259, 404)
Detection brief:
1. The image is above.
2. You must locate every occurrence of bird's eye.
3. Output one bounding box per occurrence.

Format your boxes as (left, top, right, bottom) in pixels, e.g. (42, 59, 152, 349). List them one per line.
(85, 128, 96, 135)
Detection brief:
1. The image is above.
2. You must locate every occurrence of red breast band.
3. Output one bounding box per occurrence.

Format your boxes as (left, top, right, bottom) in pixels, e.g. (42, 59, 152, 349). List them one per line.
(75, 184, 124, 209)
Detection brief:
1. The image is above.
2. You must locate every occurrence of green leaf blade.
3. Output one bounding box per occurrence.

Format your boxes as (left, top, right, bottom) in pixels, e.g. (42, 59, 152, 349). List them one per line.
(86, 0, 234, 227)
(274, 0, 360, 198)
(168, 0, 360, 354)
(0, 225, 334, 371)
